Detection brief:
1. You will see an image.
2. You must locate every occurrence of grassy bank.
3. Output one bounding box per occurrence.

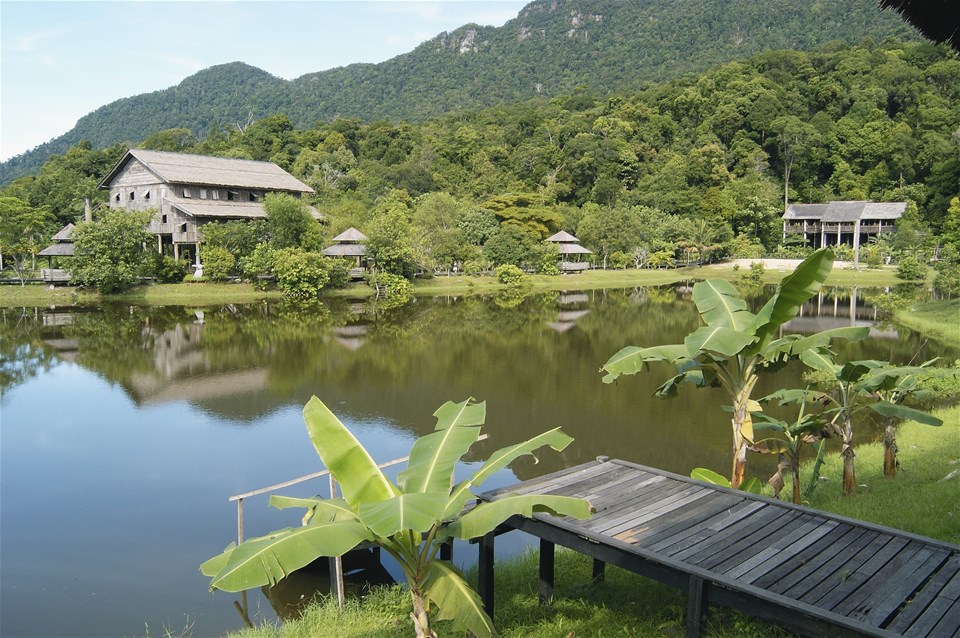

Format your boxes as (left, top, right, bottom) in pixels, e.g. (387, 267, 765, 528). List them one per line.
(2, 264, 906, 308)
(226, 404, 959, 638)
(892, 298, 960, 348)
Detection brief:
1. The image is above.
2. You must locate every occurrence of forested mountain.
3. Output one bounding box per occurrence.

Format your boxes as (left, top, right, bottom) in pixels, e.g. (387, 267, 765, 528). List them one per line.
(0, 0, 919, 184)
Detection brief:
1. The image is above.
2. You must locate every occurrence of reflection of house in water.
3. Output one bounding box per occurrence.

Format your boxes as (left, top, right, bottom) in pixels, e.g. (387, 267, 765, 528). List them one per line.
(330, 324, 369, 351)
(547, 292, 591, 333)
(782, 288, 898, 339)
(126, 319, 270, 405)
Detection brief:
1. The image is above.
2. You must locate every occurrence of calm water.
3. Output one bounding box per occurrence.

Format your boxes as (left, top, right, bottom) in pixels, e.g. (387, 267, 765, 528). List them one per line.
(1, 286, 952, 637)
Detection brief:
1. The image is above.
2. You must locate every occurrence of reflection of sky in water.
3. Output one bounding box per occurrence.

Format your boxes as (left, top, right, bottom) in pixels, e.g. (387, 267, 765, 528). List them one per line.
(1, 290, 953, 637)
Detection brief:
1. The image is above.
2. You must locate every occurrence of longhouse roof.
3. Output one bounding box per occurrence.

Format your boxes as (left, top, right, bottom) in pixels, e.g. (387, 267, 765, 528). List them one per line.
(172, 201, 322, 220)
(783, 201, 906, 222)
(99, 149, 314, 193)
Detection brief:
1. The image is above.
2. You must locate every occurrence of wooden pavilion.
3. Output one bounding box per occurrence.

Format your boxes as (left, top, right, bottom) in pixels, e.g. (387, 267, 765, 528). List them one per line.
(322, 227, 368, 278)
(546, 231, 592, 272)
(37, 223, 76, 283)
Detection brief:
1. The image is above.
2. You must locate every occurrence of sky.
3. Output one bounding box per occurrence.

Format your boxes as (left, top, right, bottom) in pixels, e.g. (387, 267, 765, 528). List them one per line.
(0, 0, 529, 161)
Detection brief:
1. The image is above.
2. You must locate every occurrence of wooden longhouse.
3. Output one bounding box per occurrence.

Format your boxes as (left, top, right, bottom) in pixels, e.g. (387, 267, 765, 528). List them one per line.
(98, 149, 319, 272)
(782, 201, 905, 261)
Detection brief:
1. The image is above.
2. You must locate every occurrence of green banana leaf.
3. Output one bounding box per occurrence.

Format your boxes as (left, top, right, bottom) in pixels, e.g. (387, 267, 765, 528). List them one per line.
(201, 519, 373, 592)
(691, 467, 730, 487)
(800, 348, 842, 373)
(442, 427, 574, 519)
(425, 561, 497, 638)
(269, 495, 357, 524)
(446, 494, 591, 540)
(303, 396, 398, 507)
(684, 325, 757, 358)
(433, 398, 486, 430)
(601, 344, 688, 383)
(751, 248, 833, 346)
(357, 493, 448, 537)
(869, 401, 943, 426)
(692, 279, 755, 330)
(397, 398, 486, 494)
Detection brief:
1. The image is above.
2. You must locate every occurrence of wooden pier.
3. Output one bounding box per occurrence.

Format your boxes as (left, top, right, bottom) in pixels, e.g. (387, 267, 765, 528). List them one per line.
(477, 458, 960, 638)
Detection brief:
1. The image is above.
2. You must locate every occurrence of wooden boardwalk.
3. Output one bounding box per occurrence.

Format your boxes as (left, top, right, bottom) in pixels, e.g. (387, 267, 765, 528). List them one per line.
(477, 458, 960, 638)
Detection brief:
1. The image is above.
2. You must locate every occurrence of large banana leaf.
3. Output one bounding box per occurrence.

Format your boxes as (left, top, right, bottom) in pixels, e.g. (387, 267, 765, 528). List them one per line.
(800, 348, 842, 373)
(766, 327, 870, 360)
(357, 493, 448, 537)
(601, 344, 688, 383)
(442, 427, 574, 519)
(692, 279, 755, 330)
(425, 561, 496, 638)
(303, 396, 398, 507)
(397, 424, 481, 495)
(751, 248, 834, 347)
(446, 494, 592, 540)
(201, 519, 373, 591)
(433, 398, 486, 430)
(684, 325, 757, 358)
(269, 495, 357, 524)
(868, 401, 943, 426)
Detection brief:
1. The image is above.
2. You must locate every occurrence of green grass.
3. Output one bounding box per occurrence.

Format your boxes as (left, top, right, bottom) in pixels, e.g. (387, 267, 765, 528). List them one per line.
(892, 298, 960, 349)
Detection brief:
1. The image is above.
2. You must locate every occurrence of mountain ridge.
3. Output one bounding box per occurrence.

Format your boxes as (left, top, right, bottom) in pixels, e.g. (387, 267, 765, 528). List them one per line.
(0, 0, 919, 184)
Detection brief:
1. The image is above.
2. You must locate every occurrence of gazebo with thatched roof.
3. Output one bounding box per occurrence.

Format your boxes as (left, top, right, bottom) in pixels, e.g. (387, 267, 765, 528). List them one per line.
(546, 230, 592, 272)
(322, 227, 368, 276)
(37, 223, 76, 282)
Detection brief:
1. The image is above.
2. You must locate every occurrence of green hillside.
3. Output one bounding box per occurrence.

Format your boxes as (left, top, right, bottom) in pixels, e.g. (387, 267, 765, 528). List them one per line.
(0, 0, 919, 184)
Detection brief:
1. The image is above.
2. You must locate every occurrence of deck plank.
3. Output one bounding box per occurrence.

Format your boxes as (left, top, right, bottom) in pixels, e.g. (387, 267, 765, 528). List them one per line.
(887, 555, 960, 634)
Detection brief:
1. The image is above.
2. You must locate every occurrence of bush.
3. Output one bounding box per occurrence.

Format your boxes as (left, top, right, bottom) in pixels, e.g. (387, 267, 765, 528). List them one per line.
(609, 251, 632, 270)
(933, 245, 960, 297)
(272, 248, 330, 300)
(463, 259, 490, 276)
(896, 255, 927, 281)
(539, 262, 561, 276)
(239, 243, 275, 290)
(371, 271, 413, 306)
(326, 259, 352, 289)
(202, 246, 235, 282)
(495, 264, 526, 286)
(70, 210, 152, 293)
(149, 254, 189, 283)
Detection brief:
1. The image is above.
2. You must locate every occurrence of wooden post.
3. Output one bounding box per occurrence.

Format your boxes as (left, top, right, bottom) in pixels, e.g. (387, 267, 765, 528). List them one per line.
(539, 539, 555, 604)
(478, 532, 495, 619)
(686, 575, 708, 638)
(592, 558, 606, 584)
(236, 498, 244, 544)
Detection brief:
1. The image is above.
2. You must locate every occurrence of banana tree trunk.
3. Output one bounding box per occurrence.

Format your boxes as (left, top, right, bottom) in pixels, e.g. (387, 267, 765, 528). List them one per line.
(730, 384, 755, 489)
(410, 589, 436, 638)
(883, 417, 897, 477)
(791, 453, 802, 505)
(841, 415, 857, 495)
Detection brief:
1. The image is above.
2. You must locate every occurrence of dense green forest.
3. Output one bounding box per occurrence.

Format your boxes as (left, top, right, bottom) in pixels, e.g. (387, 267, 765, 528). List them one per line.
(3, 38, 959, 285)
(0, 0, 920, 183)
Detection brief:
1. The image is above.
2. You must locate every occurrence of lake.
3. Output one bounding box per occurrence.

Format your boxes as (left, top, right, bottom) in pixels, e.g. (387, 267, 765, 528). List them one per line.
(1, 285, 952, 637)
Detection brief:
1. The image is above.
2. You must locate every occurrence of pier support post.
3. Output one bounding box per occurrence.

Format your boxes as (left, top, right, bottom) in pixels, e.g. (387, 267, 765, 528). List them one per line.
(478, 532, 496, 619)
(539, 539, 555, 604)
(592, 558, 606, 584)
(686, 575, 708, 638)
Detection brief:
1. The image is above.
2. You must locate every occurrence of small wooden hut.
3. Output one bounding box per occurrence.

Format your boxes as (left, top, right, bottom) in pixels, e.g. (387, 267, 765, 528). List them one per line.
(322, 227, 368, 278)
(37, 223, 76, 282)
(546, 231, 592, 272)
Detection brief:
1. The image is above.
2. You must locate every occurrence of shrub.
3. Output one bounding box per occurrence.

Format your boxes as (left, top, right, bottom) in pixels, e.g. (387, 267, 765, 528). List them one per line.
(896, 255, 926, 281)
(326, 259, 352, 289)
(495, 264, 526, 286)
(149, 254, 189, 283)
(609, 251, 632, 270)
(70, 210, 152, 293)
(202, 246, 235, 282)
(239, 243, 275, 289)
(272, 248, 330, 300)
(463, 259, 491, 276)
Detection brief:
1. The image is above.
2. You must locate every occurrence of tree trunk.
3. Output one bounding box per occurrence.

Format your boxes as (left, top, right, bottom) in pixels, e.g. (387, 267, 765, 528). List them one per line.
(841, 416, 857, 495)
(730, 387, 755, 489)
(792, 460, 801, 505)
(410, 589, 436, 638)
(883, 419, 898, 477)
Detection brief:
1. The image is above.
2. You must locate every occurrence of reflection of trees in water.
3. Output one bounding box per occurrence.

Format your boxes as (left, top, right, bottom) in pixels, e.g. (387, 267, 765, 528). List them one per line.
(0, 307, 58, 396)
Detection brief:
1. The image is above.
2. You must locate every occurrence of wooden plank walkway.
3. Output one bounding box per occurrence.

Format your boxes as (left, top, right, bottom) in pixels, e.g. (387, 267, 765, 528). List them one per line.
(477, 458, 960, 638)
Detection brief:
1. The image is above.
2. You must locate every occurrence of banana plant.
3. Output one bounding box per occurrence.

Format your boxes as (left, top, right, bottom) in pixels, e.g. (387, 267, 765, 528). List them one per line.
(798, 353, 943, 493)
(201, 396, 592, 638)
(602, 248, 868, 488)
(753, 392, 830, 504)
